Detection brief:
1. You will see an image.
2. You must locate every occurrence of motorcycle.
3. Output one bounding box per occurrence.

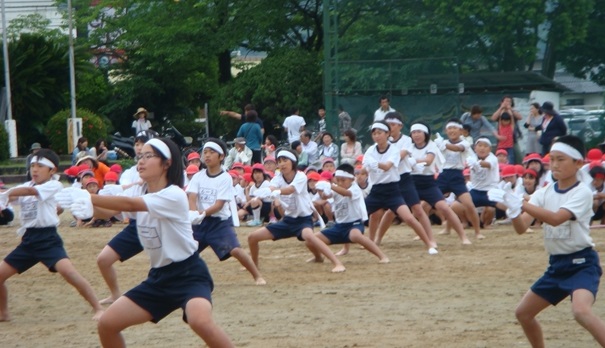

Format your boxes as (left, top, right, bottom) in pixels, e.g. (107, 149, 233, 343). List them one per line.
(110, 132, 136, 158)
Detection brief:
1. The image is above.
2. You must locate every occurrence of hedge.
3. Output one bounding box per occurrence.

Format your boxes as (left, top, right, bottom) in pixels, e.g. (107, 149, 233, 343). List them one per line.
(45, 108, 108, 154)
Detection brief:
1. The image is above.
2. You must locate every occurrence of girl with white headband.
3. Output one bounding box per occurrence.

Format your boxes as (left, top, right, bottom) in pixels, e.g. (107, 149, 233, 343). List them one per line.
(0, 148, 104, 322)
(409, 121, 472, 245)
(371, 112, 438, 252)
(60, 138, 234, 347)
(362, 121, 437, 254)
(496, 135, 605, 347)
(247, 149, 346, 273)
(434, 118, 484, 240)
(186, 138, 266, 285)
(311, 163, 390, 264)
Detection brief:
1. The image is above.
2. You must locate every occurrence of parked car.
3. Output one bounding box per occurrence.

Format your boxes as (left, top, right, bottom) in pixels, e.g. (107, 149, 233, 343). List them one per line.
(565, 116, 604, 149)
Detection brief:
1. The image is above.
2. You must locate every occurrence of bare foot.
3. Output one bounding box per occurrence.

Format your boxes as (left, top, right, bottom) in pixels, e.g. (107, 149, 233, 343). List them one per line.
(255, 277, 267, 285)
(92, 309, 104, 321)
(306, 256, 324, 263)
(99, 296, 118, 305)
(525, 228, 534, 233)
(461, 239, 472, 245)
(483, 224, 493, 230)
(437, 229, 450, 235)
(475, 233, 486, 239)
(412, 236, 420, 241)
(335, 248, 348, 256)
(331, 265, 346, 273)
(379, 257, 390, 264)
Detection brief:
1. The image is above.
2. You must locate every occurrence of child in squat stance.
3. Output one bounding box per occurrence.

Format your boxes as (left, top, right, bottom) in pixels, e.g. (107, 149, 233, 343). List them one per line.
(492, 135, 605, 347)
(248, 149, 346, 273)
(0, 149, 103, 321)
(186, 138, 266, 285)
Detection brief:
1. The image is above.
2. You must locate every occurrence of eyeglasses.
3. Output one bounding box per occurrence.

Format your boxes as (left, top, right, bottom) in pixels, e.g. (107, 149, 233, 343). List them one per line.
(138, 152, 160, 162)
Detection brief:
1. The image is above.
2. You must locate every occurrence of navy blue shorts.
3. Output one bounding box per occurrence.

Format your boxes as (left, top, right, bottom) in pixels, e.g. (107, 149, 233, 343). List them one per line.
(531, 247, 602, 305)
(437, 169, 469, 196)
(107, 219, 143, 262)
(365, 182, 406, 215)
(266, 215, 313, 241)
(192, 217, 240, 261)
(320, 221, 364, 244)
(399, 173, 421, 206)
(4, 227, 68, 273)
(470, 189, 497, 208)
(124, 254, 214, 323)
(412, 175, 444, 208)
(246, 201, 273, 222)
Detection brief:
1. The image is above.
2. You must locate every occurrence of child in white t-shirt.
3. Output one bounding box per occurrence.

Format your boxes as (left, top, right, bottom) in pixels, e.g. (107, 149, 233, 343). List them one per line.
(496, 135, 605, 347)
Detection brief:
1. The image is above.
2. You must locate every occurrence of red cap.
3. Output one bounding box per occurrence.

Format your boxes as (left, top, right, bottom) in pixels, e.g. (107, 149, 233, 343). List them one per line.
(500, 165, 517, 178)
(252, 163, 265, 172)
(242, 173, 252, 183)
(306, 172, 322, 181)
(263, 156, 276, 163)
(64, 166, 79, 177)
(523, 169, 538, 178)
(589, 160, 603, 170)
(355, 155, 364, 163)
(104, 171, 119, 182)
(587, 148, 603, 162)
(322, 157, 335, 164)
(602, 154, 605, 162)
(514, 164, 525, 176)
(109, 163, 122, 173)
(231, 162, 244, 170)
(228, 170, 241, 179)
(187, 152, 201, 161)
(243, 165, 252, 174)
(320, 171, 333, 181)
(542, 153, 550, 164)
(495, 149, 507, 156)
(522, 153, 542, 164)
(186, 164, 199, 175)
(86, 178, 99, 187)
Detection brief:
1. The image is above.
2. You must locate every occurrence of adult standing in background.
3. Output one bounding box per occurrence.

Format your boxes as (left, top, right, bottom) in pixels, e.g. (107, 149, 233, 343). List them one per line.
(460, 105, 504, 142)
(25, 142, 41, 181)
(220, 104, 265, 135)
(237, 110, 263, 163)
(490, 96, 523, 162)
(131, 107, 152, 135)
(373, 95, 395, 122)
(283, 107, 306, 144)
(338, 105, 352, 135)
(523, 102, 544, 155)
(535, 102, 567, 155)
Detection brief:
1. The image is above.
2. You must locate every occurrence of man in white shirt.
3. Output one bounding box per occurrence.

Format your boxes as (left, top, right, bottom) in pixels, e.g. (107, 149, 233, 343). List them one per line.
(373, 95, 396, 122)
(282, 108, 306, 144)
(300, 131, 319, 166)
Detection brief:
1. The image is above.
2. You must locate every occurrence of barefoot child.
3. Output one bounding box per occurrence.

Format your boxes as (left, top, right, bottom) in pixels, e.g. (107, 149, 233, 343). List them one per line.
(0, 149, 103, 321)
(186, 138, 266, 285)
(60, 138, 234, 347)
(312, 164, 389, 264)
(494, 135, 605, 347)
(247, 149, 346, 273)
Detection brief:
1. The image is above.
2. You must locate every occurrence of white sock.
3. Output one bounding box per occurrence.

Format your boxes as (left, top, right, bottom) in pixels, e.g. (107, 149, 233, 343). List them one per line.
(253, 207, 261, 221)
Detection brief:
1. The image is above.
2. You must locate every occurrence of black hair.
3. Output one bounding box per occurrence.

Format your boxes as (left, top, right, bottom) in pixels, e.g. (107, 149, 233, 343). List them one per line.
(290, 107, 300, 115)
(135, 130, 159, 143)
(33, 148, 60, 169)
(343, 129, 357, 142)
(502, 95, 515, 107)
(470, 105, 482, 115)
(276, 149, 298, 170)
(77, 137, 88, 150)
(149, 138, 183, 188)
(266, 134, 277, 146)
(530, 102, 543, 115)
(379, 95, 390, 102)
(291, 140, 301, 150)
(245, 110, 258, 123)
(462, 124, 471, 132)
(384, 111, 403, 123)
(552, 135, 586, 158)
(322, 132, 334, 142)
(500, 112, 511, 120)
(244, 104, 255, 111)
(204, 137, 228, 164)
(410, 121, 431, 142)
(589, 165, 605, 178)
(301, 130, 312, 139)
(336, 163, 354, 175)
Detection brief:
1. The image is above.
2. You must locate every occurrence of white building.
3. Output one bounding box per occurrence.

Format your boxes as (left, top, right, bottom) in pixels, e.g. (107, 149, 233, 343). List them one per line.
(2, 0, 64, 32)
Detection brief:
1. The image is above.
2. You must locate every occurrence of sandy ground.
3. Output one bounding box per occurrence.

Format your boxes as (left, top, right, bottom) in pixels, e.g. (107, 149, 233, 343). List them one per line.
(0, 212, 604, 348)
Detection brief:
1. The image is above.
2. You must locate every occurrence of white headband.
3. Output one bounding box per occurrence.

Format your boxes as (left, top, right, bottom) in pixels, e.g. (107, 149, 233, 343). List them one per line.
(371, 123, 390, 132)
(277, 150, 297, 162)
(385, 118, 403, 125)
(202, 141, 224, 155)
(146, 138, 172, 160)
(410, 124, 429, 134)
(30, 156, 55, 169)
(445, 122, 463, 129)
(550, 143, 583, 160)
(475, 138, 492, 147)
(334, 170, 355, 179)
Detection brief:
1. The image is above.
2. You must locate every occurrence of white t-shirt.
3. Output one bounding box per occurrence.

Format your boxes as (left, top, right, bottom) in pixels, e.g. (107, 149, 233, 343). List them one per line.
(138, 185, 198, 268)
(470, 153, 499, 191)
(373, 107, 395, 122)
(363, 144, 400, 185)
(442, 139, 471, 170)
(15, 180, 62, 230)
(529, 181, 594, 255)
(233, 184, 245, 205)
(132, 119, 152, 134)
(301, 140, 319, 164)
(250, 180, 271, 203)
(186, 169, 233, 220)
(410, 142, 440, 176)
(332, 183, 367, 223)
(270, 171, 313, 217)
(119, 165, 141, 220)
(283, 115, 306, 144)
(389, 134, 413, 174)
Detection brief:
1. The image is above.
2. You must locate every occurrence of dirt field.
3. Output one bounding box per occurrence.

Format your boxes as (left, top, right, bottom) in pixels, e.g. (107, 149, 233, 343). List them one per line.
(1, 212, 604, 348)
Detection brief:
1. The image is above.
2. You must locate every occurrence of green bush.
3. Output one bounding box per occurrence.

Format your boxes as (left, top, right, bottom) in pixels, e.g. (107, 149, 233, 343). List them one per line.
(0, 123, 9, 161)
(45, 108, 108, 154)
